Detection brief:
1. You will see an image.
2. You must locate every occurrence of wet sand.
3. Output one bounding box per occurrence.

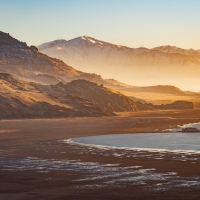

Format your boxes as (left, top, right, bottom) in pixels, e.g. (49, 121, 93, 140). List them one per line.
(0, 109, 200, 199)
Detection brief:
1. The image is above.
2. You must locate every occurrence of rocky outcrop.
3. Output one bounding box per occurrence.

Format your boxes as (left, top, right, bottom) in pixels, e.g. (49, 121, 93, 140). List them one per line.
(182, 127, 200, 132)
(149, 101, 193, 110)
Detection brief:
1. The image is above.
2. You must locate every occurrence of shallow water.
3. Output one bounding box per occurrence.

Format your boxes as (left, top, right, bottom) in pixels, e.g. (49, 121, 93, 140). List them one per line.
(1, 156, 199, 190)
(70, 123, 200, 153)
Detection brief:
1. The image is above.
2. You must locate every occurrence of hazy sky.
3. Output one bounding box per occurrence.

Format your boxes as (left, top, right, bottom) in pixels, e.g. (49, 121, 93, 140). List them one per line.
(1, 0, 200, 49)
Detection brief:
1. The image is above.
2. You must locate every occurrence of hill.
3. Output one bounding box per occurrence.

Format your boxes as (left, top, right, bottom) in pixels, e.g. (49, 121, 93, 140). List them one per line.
(0, 73, 115, 119)
(54, 79, 149, 112)
(36, 79, 194, 112)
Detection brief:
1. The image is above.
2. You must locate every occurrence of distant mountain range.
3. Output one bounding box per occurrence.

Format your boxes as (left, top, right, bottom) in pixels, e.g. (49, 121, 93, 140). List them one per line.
(38, 36, 200, 91)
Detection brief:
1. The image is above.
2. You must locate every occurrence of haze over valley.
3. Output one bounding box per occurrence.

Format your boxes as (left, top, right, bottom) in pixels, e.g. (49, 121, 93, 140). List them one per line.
(0, 30, 199, 120)
(38, 36, 200, 92)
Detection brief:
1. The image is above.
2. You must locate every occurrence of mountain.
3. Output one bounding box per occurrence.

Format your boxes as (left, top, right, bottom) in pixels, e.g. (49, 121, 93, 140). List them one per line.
(0, 32, 78, 80)
(0, 73, 115, 119)
(38, 36, 200, 91)
(2, 31, 198, 94)
(0, 31, 196, 120)
(0, 31, 127, 88)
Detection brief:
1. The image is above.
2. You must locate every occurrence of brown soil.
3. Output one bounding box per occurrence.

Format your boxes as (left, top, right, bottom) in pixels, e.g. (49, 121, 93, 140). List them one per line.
(0, 109, 200, 200)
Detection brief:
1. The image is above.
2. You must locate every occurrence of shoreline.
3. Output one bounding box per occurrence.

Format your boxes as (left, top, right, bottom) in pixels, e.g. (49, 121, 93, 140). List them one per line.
(64, 137, 200, 155)
(0, 109, 200, 199)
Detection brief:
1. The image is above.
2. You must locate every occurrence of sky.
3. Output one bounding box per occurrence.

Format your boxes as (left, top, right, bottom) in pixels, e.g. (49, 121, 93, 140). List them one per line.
(1, 0, 200, 49)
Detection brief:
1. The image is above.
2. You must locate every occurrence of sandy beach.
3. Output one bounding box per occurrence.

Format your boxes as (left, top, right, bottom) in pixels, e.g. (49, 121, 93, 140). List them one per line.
(0, 109, 200, 199)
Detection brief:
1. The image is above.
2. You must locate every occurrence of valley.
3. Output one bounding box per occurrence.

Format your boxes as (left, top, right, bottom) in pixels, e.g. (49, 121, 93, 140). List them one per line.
(1, 31, 199, 120)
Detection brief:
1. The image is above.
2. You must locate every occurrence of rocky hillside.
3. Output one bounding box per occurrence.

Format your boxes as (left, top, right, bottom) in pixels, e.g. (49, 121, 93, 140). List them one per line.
(38, 36, 200, 91)
(0, 72, 193, 119)
(37, 79, 193, 112)
(0, 32, 79, 76)
(37, 79, 149, 112)
(0, 31, 127, 88)
(65, 80, 150, 112)
(0, 73, 115, 119)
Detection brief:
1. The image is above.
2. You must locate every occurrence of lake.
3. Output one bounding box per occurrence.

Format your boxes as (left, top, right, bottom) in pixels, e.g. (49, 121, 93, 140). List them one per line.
(69, 123, 200, 153)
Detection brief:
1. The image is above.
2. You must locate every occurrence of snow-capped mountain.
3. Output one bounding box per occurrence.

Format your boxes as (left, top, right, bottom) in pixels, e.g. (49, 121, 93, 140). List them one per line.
(38, 36, 200, 91)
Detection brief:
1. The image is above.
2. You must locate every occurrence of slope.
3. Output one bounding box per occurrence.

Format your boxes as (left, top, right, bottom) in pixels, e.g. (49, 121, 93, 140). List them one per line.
(0, 73, 115, 119)
(0, 31, 128, 88)
(37, 79, 194, 112)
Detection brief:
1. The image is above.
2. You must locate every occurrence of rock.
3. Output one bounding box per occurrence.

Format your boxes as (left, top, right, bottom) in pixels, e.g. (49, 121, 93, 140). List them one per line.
(30, 45, 38, 53)
(182, 127, 200, 132)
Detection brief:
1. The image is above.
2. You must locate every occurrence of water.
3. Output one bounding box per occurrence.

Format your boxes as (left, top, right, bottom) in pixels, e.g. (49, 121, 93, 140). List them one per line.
(70, 123, 200, 153)
(1, 156, 200, 190)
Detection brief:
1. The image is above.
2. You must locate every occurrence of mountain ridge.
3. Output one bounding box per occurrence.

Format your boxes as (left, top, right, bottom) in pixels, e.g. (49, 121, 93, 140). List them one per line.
(0, 72, 116, 119)
(2, 31, 193, 97)
(38, 35, 200, 56)
(0, 31, 130, 88)
(38, 35, 200, 91)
